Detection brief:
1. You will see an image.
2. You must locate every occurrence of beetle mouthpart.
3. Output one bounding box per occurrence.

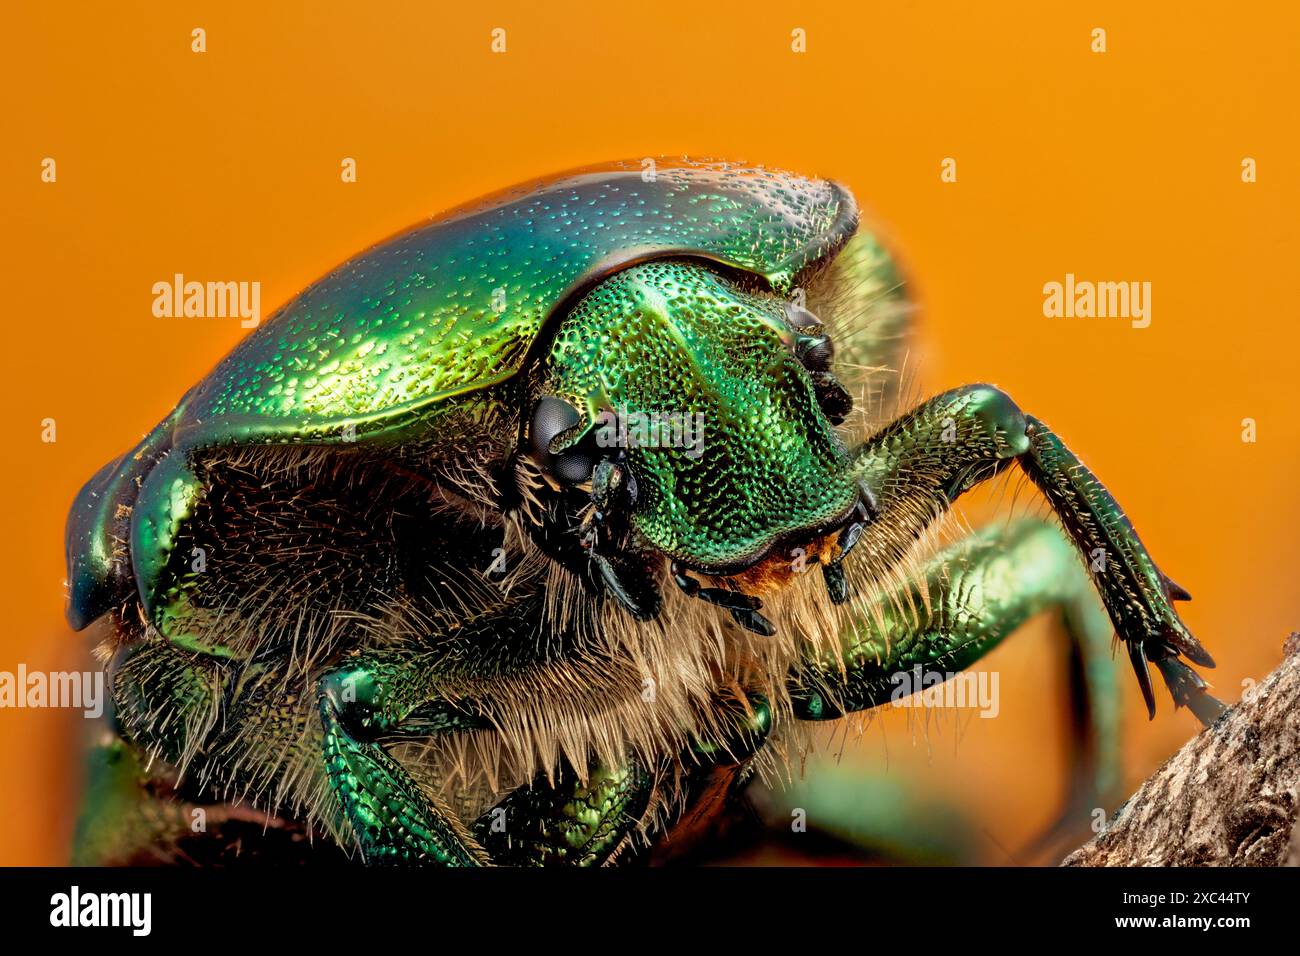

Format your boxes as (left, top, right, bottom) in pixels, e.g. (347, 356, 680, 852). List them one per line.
(837, 491, 876, 554)
(811, 370, 853, 424)
(821, 487, 875, 606)
(836, 520, 864, 562)
(579, 456, 663, 622)
(823, 562, 849, 605)
(730, 606, 776, 637)
(581, 457, 637, 544)
(591, 551, 659, 621)
(671, 561, 774, 636)
(783, 302, 849, 421)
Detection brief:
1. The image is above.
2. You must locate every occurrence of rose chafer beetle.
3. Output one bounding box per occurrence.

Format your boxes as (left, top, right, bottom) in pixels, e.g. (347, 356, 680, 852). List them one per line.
(66, 159, 1221, 865)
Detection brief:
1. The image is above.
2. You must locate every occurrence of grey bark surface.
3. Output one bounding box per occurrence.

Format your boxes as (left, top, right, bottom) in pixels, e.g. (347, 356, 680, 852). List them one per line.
(1063, 632, 1300, 867)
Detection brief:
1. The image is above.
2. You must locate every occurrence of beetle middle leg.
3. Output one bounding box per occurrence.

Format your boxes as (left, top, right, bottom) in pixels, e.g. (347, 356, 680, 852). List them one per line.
(849, 383, 1222, 722)
(790, 518, 1124, 842)
(103, 636, 661, 866)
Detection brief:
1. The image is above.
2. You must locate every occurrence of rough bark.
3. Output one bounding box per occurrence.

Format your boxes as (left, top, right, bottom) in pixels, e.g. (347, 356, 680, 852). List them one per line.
(1063, 632, 1300, 866)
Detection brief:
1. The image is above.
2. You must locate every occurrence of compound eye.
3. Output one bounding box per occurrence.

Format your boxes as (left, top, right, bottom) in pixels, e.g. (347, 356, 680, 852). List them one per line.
(529, 396, 594, 484)
(784, 303, 835, 371)
(796, 333, 835, 372)
(553, 449, 595, 484)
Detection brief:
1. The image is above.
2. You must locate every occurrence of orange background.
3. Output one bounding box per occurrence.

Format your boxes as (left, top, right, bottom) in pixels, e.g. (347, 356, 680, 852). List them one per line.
(3, 2, 1297, 864)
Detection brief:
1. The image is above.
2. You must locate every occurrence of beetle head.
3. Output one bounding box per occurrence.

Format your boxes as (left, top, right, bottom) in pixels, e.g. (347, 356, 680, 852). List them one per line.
(526, 259, 870, 620)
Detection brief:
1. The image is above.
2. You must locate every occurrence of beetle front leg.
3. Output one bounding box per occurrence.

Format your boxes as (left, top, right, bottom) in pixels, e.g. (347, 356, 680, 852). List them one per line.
(1018, 416, 1217, 719)
(852, 384, 1221, 723)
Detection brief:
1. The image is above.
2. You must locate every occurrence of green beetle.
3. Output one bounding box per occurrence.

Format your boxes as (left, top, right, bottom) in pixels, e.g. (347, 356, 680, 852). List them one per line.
(66, 158, 1220, 866)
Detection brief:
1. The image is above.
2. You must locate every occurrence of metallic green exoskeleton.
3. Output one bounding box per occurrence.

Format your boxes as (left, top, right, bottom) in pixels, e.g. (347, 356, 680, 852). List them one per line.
(66, 159, 1221, 866)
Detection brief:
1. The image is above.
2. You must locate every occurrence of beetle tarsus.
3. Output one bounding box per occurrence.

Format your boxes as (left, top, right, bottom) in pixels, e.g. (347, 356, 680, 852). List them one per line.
(1153, 656, 1226, 727)
(1128, 637, 1157, 719)
(1161, 574, 1193, 603)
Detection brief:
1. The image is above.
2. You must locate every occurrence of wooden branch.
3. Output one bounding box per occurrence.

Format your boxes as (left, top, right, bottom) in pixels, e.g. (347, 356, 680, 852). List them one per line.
(1063, 632, 1300, 867)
